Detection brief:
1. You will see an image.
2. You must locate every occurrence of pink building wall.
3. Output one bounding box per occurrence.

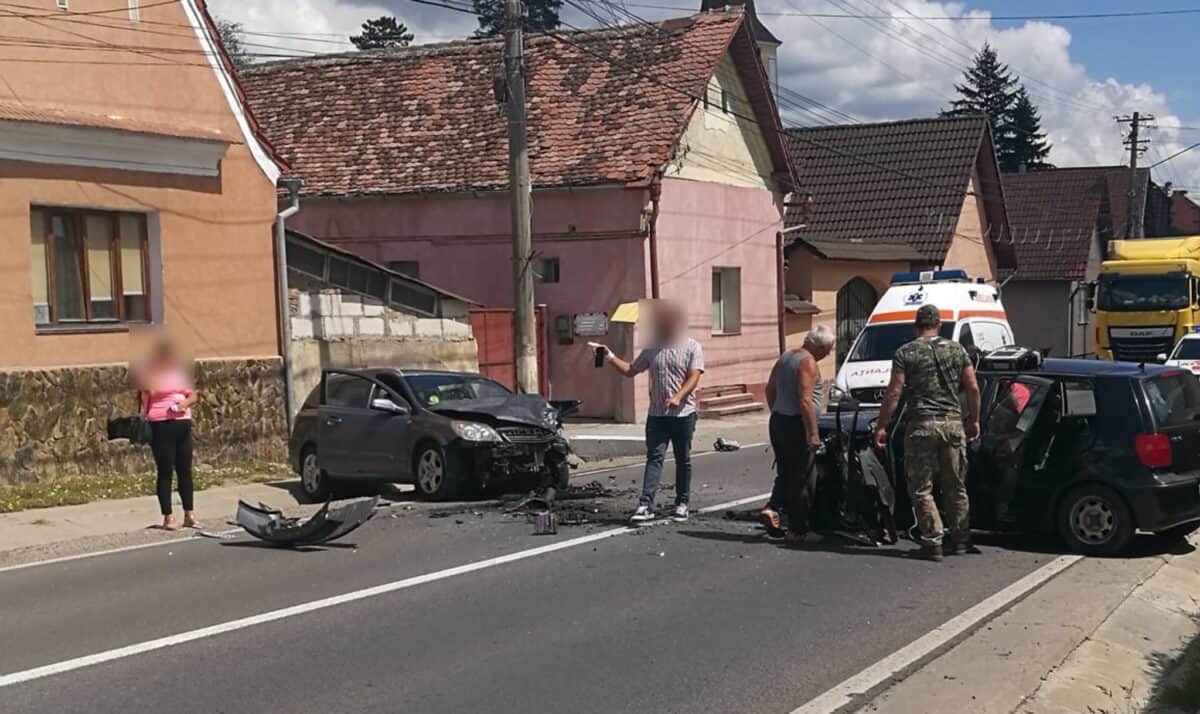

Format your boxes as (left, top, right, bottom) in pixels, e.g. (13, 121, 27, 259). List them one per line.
(650, 178, 784, 413)
(290, 189, 649, 419)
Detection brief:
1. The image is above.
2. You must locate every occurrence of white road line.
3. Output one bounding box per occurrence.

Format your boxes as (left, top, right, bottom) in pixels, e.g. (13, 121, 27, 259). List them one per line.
(0, 443, 769, 574)
(0, 491, 771, 689)
(789, 553, 1083, 714)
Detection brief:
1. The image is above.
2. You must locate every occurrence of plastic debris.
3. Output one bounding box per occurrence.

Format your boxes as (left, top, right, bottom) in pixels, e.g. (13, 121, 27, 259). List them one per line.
(234, 497, 379, 547)
(713, 438, 740, 452)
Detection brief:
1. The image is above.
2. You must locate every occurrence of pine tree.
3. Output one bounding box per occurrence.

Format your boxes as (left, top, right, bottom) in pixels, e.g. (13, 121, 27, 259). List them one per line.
(1005, 87, 1054, 171)
(941, 43, 1018, 160)
(472, 0, 563, 38)
(214, 17, 250, 69)
(350, 15, 414, 50)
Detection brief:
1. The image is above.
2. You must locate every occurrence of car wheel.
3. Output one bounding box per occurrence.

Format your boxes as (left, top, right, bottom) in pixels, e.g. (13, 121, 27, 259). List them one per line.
(414, 443, 459, 500)
(1154, 521, 1200, 544)
(299, 446, 334, 503)
(1057, 484, 1134, 556)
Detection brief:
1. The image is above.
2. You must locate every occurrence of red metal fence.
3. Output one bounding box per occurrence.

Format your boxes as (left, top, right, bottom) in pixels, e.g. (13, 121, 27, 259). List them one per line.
(469, 307, 549, 396)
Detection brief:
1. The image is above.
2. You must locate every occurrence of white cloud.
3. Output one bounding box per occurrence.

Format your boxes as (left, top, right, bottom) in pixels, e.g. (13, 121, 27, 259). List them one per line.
(209, 0, 1200, 188)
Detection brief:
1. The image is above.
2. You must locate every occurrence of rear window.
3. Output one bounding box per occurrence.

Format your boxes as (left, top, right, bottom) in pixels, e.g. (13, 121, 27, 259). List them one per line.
(1143, 372, 1200, 428)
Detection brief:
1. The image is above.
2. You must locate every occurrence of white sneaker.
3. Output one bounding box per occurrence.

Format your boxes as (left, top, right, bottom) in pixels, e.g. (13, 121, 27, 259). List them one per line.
(672, 504, 689, 522)
(630, 504, 655, 522)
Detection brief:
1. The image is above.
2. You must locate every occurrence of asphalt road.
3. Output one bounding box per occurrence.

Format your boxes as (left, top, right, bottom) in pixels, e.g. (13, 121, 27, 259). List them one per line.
(0, 445, 1060, 713)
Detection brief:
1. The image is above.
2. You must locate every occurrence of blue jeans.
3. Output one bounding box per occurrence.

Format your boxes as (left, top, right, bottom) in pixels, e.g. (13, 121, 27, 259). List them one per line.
(640, 414, 697, 506)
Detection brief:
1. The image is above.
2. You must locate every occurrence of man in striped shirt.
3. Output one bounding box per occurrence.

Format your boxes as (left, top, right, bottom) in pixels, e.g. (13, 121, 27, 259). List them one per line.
(596, 302, 705, 523)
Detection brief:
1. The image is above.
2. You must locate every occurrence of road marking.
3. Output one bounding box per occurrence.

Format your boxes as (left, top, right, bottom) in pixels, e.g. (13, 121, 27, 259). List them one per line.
(0, 444, 769, 575)
(0, 490, 771, 689)
(789, 554, 1083, 714)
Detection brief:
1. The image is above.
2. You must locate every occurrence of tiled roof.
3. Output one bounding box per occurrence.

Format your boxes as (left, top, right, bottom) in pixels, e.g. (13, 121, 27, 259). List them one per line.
(784, 116, 1013, 268)
(0, 100, 229, 142)
(240, 10, 791, 197)
(1002, 169, 1112, 281)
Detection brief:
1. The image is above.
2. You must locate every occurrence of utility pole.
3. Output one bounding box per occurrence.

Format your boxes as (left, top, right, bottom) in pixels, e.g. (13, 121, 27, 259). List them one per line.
(1118, 112, 1153, 239)
(503, 0, 538, 394)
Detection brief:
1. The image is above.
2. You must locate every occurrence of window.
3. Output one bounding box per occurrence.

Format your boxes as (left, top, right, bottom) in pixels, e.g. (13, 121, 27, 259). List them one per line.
(128, 0, 139, 21)
(711, 267, 741, 334)
(537, 257, 559, 284)
(1144, 373, 1200, 428)
(403, 373, 511, 407)
(324, 374, 374, 409)
(56, 0, 67, 9)
(387, 260, 420, 279)
(847, 322, 956, 362)
(30, 207, 150, 328)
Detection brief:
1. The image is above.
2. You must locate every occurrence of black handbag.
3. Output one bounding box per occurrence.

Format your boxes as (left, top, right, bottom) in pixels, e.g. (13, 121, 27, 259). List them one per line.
(106, 416, 153, 444)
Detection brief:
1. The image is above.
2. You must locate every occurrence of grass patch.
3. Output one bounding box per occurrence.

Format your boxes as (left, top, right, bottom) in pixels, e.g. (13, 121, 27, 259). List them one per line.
(0, 464, 288, 514)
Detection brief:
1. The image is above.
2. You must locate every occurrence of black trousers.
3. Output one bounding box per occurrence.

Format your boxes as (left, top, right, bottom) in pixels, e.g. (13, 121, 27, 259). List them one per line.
(768, 413, 816, 533)
(150, 419, 194, 516)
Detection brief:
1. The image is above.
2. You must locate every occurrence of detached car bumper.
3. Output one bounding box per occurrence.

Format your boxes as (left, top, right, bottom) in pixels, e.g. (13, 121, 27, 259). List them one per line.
(1123, 473, 1200, 532)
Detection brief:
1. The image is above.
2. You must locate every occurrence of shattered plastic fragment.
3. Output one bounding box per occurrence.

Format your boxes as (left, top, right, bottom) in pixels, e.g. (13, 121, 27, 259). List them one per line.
(234, 497, 379, 547)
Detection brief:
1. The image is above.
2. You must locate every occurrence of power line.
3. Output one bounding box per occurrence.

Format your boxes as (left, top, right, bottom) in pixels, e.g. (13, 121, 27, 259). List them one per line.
(612, 3, 1200, 21)
(1150, 141, 1200, 169)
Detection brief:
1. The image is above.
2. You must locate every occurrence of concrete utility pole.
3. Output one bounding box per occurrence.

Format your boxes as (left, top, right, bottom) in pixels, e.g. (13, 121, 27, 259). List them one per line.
(504, 0, 538, 394)
(1118, 112, 1153, 239)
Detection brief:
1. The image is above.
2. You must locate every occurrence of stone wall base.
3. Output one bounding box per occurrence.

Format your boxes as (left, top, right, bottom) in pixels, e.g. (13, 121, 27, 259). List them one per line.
(0, 357, 286, 486)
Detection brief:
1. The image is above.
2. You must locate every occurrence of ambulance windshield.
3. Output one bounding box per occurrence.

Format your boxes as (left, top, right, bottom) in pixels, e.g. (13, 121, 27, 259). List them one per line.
(846, 322, 956, 363)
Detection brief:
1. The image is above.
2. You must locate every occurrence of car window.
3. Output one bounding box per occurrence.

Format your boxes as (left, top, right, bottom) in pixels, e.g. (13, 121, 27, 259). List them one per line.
(324, 373, 374, 409)
(972, 321, 1010, 352)
(373, 372, 413, 406)
(405, 373, 512, 407)
(1143, 372, 1200, 428)
(1172, 339, 1200, 360)
(847, 321, 956, 362)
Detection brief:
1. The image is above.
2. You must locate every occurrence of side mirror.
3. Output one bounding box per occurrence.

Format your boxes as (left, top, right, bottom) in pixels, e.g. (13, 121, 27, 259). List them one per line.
(1156, 353, 1168, 363)
(371, 397, 409, 415)
(1085, 298, 1095, 311)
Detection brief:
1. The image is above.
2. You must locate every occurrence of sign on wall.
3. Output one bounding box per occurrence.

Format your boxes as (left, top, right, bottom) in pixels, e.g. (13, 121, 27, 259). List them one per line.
(573, 312, 609, 336)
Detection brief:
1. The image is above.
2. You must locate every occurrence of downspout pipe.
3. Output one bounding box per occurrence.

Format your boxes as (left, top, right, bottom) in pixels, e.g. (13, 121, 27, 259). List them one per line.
(276, 178, 302, 433)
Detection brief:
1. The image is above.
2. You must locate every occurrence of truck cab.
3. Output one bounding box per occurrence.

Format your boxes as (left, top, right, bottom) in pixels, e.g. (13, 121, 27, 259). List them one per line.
(1095, 237, 1200, 362)
(833, 269, 1014, 404)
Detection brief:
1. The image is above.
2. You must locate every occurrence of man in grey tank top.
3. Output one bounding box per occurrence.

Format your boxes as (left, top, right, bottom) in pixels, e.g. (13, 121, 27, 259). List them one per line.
(762, 325, 834, 543)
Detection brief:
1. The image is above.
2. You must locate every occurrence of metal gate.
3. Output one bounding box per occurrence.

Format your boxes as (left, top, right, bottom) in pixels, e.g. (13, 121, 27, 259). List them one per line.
(468, 307, 549, 396)
(836, 277, 877, 366)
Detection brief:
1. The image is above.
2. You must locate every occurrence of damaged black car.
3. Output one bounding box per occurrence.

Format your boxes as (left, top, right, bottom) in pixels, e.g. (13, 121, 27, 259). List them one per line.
(289, 368, 577, 501)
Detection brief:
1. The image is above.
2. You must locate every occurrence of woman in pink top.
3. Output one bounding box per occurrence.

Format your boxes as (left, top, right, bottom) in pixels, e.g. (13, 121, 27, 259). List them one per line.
(133, 339, 201, 531)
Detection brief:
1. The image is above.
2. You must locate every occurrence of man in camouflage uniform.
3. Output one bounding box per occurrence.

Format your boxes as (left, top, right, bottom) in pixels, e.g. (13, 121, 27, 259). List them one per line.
(873, 304, 982, 561)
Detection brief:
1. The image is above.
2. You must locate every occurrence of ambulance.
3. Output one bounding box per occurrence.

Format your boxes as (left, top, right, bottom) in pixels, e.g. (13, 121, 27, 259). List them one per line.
(832, 269, 1015, 405)
(1162, 329, 1200, 375)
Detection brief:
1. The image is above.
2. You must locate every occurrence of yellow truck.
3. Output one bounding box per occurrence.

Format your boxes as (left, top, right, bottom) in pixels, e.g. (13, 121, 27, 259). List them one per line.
(1095, 236, 1200, 362)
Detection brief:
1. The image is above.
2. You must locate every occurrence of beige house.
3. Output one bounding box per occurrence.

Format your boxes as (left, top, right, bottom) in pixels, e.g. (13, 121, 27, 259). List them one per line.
(782, 116, 1014, 378)
(0, 1, 286, 483)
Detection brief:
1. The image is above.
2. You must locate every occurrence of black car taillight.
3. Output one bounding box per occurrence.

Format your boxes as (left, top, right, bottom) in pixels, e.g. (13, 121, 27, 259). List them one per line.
(1134, 433, 1172, 468)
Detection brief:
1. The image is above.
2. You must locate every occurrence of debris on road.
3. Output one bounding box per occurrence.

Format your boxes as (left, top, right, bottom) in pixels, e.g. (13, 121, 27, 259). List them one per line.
(235, 497, 379, 547)
(713, 438, 740, 452)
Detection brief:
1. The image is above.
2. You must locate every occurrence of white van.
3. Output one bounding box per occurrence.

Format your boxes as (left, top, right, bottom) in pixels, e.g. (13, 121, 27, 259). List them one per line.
(833, 270, 1014, 404)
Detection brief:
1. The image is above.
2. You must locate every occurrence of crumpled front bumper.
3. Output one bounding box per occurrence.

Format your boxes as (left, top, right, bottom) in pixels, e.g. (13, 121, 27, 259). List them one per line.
(451, 437, 571, 486)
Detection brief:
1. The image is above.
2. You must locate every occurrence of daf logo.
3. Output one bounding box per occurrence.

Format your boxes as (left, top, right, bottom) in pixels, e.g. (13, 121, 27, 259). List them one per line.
(1129, 329, 1158, 337)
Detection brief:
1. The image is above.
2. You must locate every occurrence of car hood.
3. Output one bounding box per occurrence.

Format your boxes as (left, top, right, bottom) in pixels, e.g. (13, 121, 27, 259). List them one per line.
(428, 394, 559, 430)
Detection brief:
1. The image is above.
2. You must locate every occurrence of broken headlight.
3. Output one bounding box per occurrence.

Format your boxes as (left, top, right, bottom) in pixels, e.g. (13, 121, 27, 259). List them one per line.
(453, 420, 501, 442)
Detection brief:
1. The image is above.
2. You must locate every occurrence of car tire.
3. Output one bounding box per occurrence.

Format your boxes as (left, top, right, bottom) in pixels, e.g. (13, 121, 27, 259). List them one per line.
(1057, 484, 1134, 556)
(1154, 521, 1200, 544)
(299, 446, 335, 503)
(414, 442, 460, 501)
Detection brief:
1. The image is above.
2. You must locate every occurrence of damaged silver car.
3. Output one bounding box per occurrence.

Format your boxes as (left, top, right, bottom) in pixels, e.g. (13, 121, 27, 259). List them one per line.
(288, 368, 577, 501)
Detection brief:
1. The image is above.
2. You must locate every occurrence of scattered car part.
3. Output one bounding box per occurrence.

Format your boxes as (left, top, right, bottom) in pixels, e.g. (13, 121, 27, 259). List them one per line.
(530, 510, 558, 535)
(713, 438, 740, 452)
(235, 496, 379, 547)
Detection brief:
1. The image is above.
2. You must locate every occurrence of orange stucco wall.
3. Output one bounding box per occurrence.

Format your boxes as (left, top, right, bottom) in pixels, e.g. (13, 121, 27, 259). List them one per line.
(785, 251, 911, 380)
(943, 174, 999, 280)
(0, 1, 279, 368)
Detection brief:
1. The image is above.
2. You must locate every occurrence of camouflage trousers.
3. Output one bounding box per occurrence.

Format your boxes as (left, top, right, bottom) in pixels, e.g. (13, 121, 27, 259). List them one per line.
(904, 417, 969, 547)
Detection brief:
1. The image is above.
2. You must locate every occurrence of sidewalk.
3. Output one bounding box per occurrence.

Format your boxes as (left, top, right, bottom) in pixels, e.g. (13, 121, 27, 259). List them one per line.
(860, 535, 1200, 714)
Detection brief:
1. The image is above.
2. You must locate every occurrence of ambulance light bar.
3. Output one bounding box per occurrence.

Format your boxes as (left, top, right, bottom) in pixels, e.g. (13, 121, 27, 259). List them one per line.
(889, 269, 969, 285)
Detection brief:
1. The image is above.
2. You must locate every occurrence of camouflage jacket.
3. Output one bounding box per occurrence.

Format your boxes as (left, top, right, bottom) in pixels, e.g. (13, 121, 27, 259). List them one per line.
(892, 336, 969, 420)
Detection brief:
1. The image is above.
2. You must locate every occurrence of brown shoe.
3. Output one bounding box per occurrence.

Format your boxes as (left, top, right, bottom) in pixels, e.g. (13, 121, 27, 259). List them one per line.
(907, 543, 943, 562)
(948, 540, 981, 555)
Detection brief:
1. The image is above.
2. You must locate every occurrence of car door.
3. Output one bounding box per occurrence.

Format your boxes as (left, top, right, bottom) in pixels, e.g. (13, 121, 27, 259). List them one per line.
(319, 371, 386, 478)
(366, 374, 419, 480)
(968, 375, 1056, 529)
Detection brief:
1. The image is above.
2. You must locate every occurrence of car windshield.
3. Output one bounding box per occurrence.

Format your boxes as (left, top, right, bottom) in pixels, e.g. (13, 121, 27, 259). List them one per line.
(1173, 339, 1200, 360)
(847, 321, 956, 363)
(1098, 275, 1190, 311)
(1143, 372, 1200, 427)
(404, 373, 512, 407)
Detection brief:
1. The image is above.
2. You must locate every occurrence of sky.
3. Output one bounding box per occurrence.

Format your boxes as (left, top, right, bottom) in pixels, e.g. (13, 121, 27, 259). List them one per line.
(208, 0, 1200, 192)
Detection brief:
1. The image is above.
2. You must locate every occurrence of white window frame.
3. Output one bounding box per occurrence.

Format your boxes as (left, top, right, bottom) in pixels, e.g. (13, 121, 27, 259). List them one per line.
(128, 0, 140, 22)
(712, 266, 742, 335)
(56, 0, 68, 9)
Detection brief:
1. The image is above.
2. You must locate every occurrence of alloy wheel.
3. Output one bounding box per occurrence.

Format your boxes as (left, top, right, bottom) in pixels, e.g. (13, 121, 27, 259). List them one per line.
(302, 452, 322, 495)
(418, 449, 445, 494)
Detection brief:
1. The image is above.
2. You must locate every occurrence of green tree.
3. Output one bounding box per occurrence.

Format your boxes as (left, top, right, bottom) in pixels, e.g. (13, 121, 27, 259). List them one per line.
(214, 16, 250, 69)
(1005, 87, 1054, 171)
(350, 15, 414, 50)
(472, 0, 562, 38)
(941, 43, 1018, 157)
